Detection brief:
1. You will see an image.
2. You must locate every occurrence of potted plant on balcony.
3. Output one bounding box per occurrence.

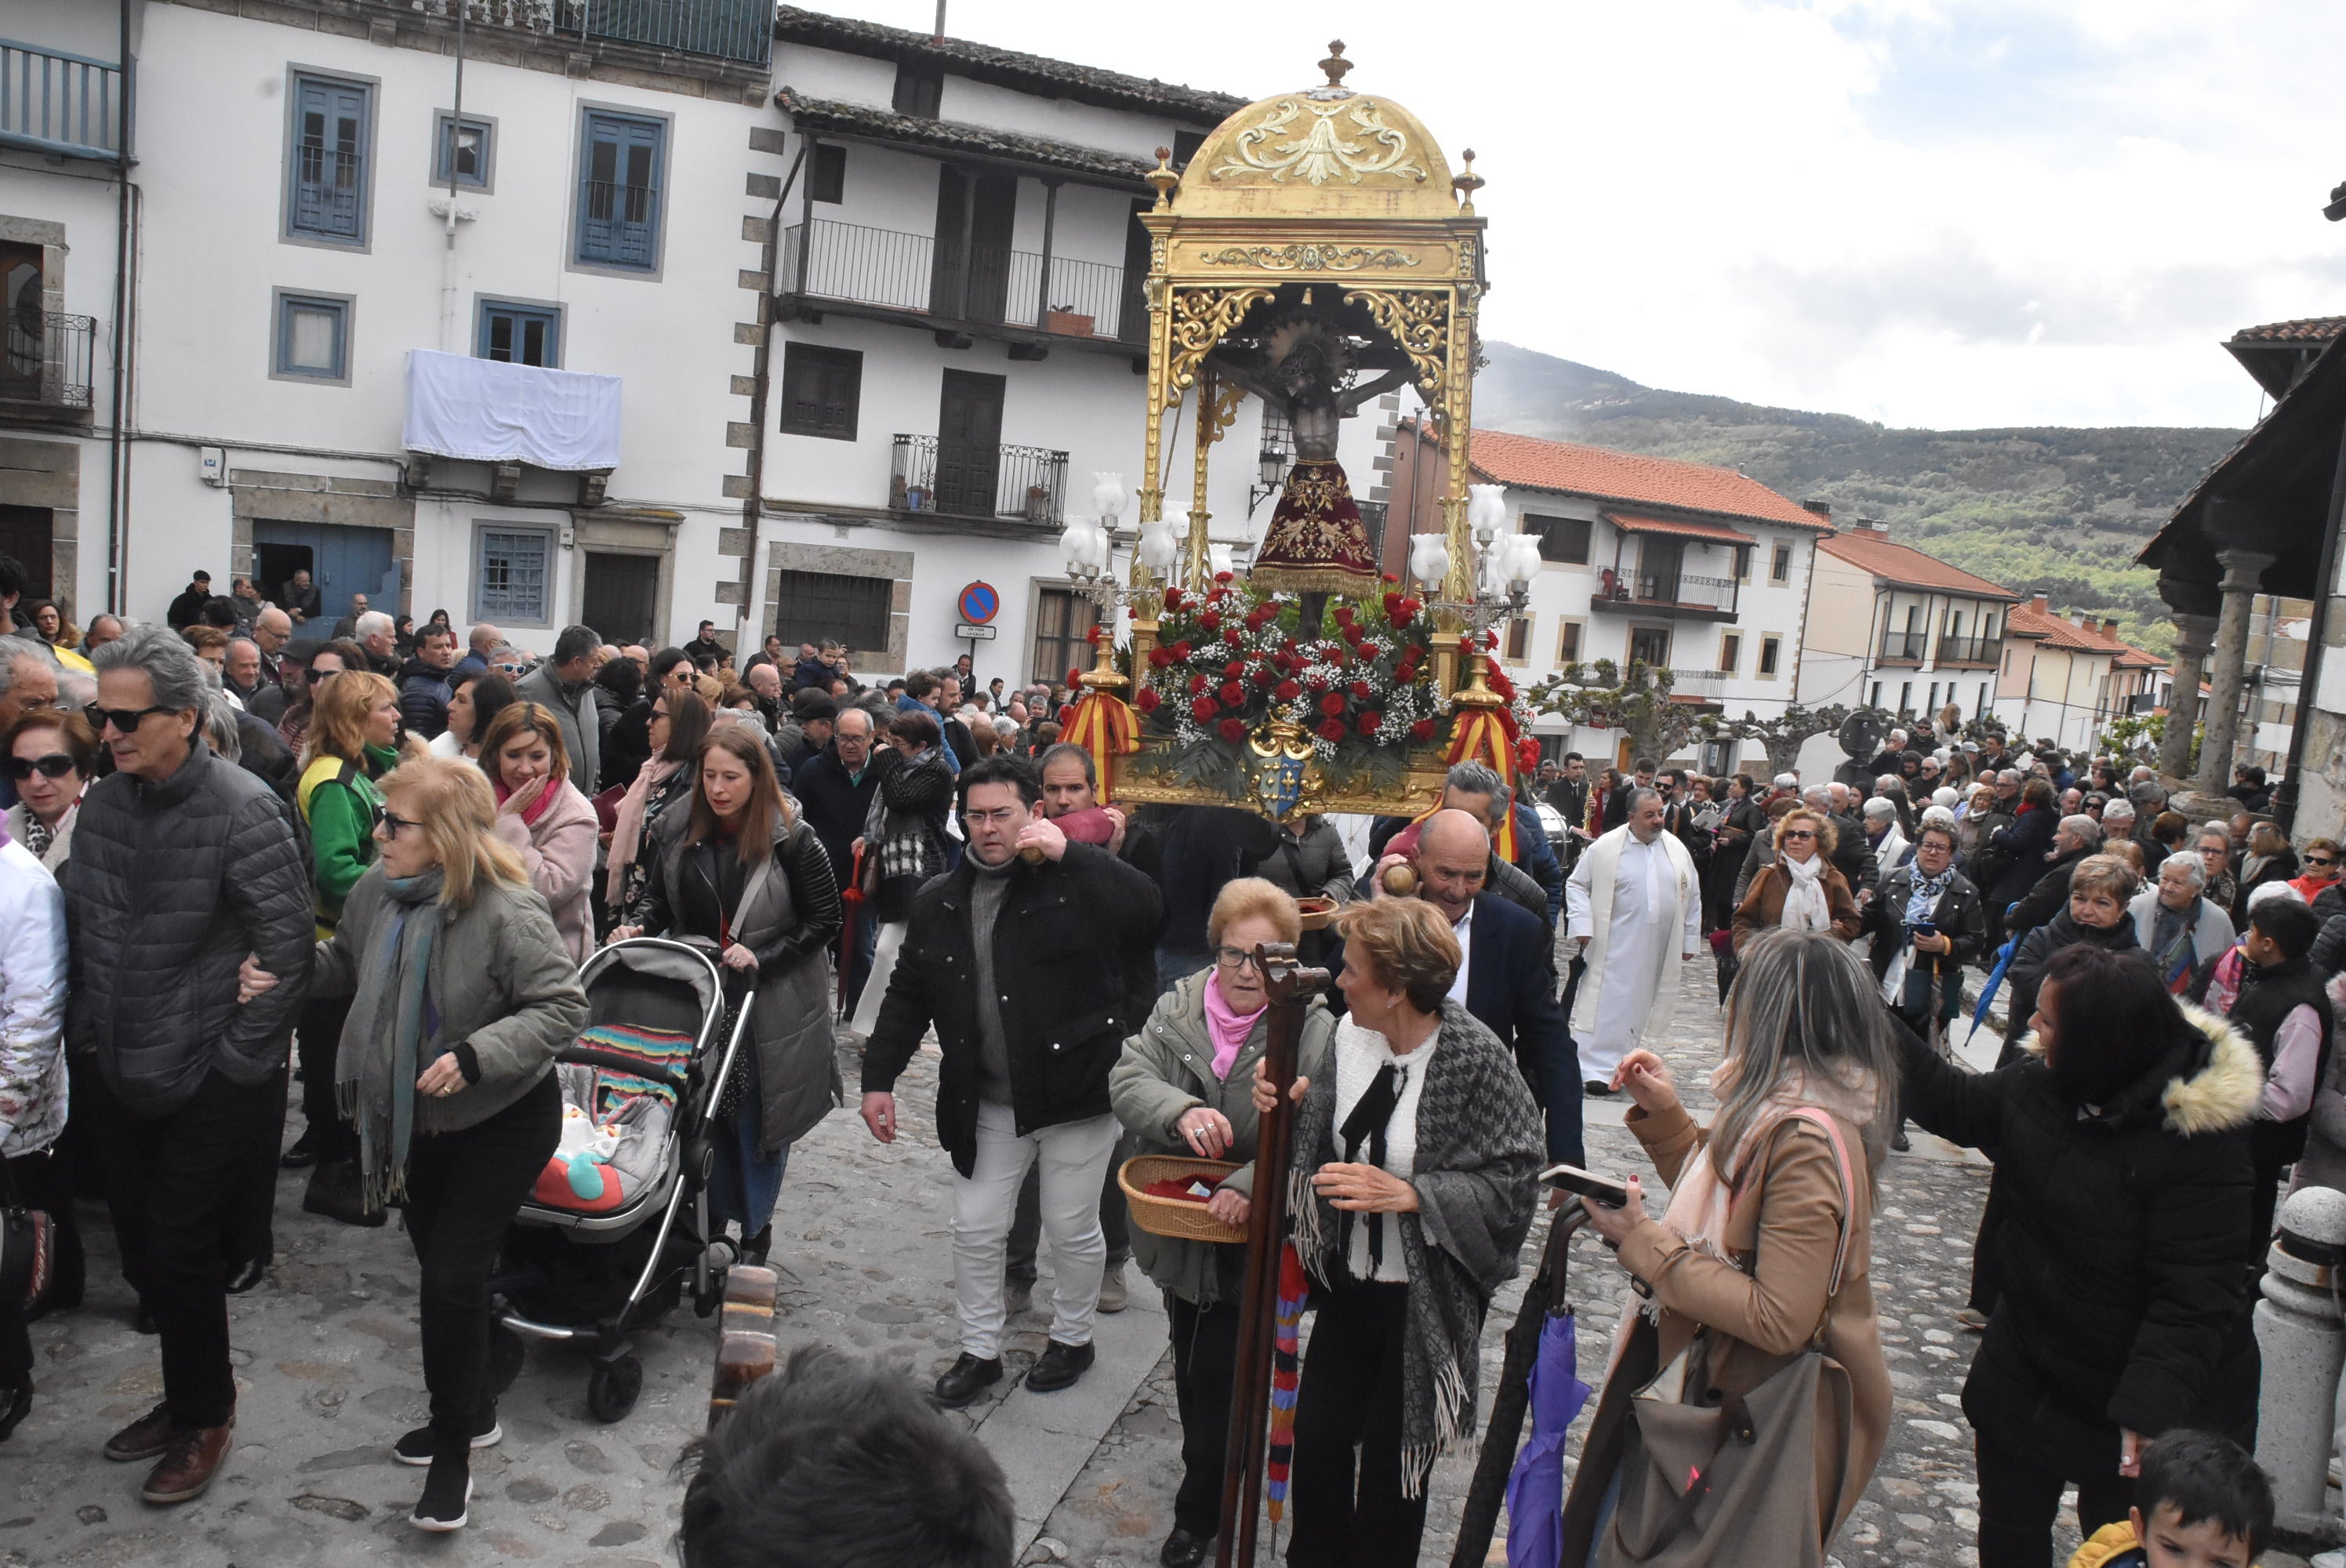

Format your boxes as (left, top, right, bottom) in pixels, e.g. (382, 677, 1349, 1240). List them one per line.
(1025, 483, 1054, 524)
(1043, 301, 1095, 337)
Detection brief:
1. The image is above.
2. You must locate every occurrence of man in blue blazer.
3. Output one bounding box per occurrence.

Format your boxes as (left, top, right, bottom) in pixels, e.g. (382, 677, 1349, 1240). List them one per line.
(1373, 809, 1582, 1167)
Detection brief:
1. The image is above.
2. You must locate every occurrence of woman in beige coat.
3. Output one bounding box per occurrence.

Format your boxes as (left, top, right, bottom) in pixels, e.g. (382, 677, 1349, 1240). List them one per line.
(1563, 928, 1893, 1565)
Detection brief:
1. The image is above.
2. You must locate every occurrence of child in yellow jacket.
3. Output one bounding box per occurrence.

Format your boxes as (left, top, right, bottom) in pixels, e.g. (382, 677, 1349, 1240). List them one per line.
(2065, 1429, 2273, 1568)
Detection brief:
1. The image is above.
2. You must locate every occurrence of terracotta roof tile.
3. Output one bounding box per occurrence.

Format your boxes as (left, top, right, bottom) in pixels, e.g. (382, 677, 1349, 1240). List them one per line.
(2006, 601, 2152, 659)
(1814, 532, 2018, 601)
(774, 7, 1245, 123)
(1605, 512, 1757, 545)
(1460, 426, 1832, 532)
(2228, 317, 2346, 345)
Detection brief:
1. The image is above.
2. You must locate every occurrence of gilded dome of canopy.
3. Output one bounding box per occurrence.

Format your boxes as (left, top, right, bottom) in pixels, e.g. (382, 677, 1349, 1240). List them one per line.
(1174, 42, 1458, 221)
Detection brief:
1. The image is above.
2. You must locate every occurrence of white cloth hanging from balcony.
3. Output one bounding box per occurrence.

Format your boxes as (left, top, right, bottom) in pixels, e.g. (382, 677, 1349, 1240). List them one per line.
(401, 349, 623, 472)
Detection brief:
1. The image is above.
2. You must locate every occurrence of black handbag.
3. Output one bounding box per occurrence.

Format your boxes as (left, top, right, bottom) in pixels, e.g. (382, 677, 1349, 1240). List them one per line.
(0, 1167, 54, 1316)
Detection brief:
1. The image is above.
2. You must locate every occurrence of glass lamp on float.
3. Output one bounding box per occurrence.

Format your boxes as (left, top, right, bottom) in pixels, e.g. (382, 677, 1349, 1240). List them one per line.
(1062, 475, 1132, 691)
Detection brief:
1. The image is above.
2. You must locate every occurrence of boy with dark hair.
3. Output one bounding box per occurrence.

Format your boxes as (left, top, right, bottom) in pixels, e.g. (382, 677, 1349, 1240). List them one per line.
(681, 1346, 1015, 1568)
(2065, 1428, 2272, 1568)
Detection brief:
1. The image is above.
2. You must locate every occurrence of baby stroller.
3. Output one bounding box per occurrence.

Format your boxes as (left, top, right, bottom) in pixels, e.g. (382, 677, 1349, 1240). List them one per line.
(491, 937, 754, 1422)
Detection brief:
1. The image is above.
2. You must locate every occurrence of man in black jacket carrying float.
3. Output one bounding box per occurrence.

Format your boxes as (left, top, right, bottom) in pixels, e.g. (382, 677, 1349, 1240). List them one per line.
(859, 754, 1162, 1407)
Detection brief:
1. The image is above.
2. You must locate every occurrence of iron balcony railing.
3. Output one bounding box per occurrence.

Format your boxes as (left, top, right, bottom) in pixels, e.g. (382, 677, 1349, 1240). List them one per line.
(1877, 630, 1928, 662)
(0, 310, 95, 409)
(358, 1, 770, 68)
(1592, 571, 1738, 615)
(779, 220, 1141, 341)
(1935, 633, 2000, 666)
(0, 38, 127, 160)
(889, 435, 1069, 526)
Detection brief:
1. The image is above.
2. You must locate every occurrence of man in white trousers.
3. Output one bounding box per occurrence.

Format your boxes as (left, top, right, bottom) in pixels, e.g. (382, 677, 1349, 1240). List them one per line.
(1566, 787, 1701, 1094)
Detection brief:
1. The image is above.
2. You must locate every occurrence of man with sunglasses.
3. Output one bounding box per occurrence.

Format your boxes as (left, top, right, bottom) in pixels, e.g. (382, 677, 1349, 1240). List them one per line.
(60, 626, 314, 1505)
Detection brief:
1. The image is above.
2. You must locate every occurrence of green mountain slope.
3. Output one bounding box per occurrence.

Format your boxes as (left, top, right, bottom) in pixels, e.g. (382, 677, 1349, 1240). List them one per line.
(1468, 341, 2246, 655)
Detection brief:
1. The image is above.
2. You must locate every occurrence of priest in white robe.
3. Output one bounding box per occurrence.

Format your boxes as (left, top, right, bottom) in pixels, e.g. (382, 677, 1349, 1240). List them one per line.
(1566, 786, 1702, 1090)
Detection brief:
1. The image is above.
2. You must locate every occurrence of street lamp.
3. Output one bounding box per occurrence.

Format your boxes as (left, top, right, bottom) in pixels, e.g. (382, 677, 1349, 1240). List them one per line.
(1249, 441, 1287, 514)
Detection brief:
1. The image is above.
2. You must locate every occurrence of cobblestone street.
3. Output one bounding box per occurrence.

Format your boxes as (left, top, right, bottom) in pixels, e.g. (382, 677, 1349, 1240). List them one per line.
(0, 966, 2314, 1567)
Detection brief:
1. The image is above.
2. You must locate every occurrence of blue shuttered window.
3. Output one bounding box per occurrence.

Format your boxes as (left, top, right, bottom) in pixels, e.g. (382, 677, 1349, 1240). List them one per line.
(478, 300, 561, 368)
(289, 74, 370, 244)
(477, 528, 551, 623)
(575, 111, 664, 270)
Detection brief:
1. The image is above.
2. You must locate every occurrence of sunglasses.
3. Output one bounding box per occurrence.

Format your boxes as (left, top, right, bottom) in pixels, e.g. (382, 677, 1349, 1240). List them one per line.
(1781, 829, 1817, 841)
(2310, 857, 2338, 869)
(2, 753, 76, 781)
(307, 666, 342, 684)
(374, 807, 421, 837)
(89, 705, 175, 735)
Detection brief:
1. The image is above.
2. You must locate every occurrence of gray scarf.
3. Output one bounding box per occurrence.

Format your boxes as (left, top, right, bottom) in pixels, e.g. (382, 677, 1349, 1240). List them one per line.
(339, 869, 448, 1207)
(1286, 1000, 1542, 1496)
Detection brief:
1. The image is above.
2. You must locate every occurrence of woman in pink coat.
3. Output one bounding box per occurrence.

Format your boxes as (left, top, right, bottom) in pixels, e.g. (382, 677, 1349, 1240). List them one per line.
(478, 703, 598, 963)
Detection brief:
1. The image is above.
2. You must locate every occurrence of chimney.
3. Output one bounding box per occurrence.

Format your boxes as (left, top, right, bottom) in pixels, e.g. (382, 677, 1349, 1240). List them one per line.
(1852, 517, 1888, 537)
(2102, 618, 2122, 640)
(2029, 593, 2050, 615)
(1801, 499, 1832, 520)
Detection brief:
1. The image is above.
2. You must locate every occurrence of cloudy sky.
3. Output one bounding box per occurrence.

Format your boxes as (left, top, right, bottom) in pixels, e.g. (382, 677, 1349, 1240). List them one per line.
(818, 0, 2346, 432)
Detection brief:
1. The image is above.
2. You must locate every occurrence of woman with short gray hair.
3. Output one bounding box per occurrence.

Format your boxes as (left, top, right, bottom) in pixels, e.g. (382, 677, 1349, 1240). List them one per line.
(2129, 848, 2232, 994)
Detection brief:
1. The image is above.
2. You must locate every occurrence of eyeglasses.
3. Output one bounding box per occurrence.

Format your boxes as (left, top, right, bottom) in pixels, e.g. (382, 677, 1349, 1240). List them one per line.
(306, 666, 341, 684)
(2, 753, 76, 781)
(1781, 829, 1817, 841)
(90, 705, 174, 735)
(1215, 946, 1264, 972)
(374, 808, 421, 838)
(2310, 857, 2338, 869)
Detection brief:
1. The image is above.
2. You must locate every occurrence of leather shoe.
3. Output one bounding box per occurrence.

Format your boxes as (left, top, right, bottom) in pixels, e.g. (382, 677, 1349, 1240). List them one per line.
(0, 1383, 31, 1443)
(141, 1422, 233, 1505)
(1025, 1340, 1095, 1393)
(932, 1353, 1003, 1409)
(1583, 1080, 1617, 1098)
(1160, 1526, 1211, 1568)
(225, 1258, 267, 1295)
(104, 1403, 172, 1463)
(278, 1130, 319, 1170)
(302, 1161, 387, 1228)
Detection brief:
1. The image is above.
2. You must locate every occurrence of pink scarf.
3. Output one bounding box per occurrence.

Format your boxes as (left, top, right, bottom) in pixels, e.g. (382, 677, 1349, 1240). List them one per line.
(1201, 972, 1265, 1082)
(605, 755, 682, 904)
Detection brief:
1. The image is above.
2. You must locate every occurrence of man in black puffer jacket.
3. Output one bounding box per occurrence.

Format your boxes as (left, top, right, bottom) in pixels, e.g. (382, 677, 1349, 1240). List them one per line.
(1898, 943, 2263, 1568)
(61, 626, 314, 1506)
(859, 754, 1161, 1410)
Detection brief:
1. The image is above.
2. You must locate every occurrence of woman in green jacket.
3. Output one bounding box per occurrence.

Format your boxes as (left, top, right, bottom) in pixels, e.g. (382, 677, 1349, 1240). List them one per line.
(287, 669, 412, 1223)
(1108, 877, 1335, 1568)
(250, 755, 588, 1532)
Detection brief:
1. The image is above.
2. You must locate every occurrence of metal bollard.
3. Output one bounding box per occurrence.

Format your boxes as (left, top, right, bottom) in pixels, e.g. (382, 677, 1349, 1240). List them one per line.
(2256, 1186, 2346, 1534)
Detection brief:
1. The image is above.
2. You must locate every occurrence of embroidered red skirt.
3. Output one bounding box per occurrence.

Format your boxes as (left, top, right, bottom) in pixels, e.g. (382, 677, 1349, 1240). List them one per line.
(1251, 459, 1379, 595)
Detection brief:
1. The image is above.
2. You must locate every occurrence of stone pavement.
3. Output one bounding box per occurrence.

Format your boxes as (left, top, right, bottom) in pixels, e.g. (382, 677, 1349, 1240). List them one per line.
(0, 966, 2314, 1567)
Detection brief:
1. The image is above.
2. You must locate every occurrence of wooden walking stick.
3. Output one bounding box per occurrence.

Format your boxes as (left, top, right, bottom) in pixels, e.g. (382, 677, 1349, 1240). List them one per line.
(1215, 942, 1325, 1568)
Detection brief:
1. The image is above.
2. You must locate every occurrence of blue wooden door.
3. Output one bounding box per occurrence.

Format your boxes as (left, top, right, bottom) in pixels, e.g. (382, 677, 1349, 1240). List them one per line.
(251, 521, 399, 623)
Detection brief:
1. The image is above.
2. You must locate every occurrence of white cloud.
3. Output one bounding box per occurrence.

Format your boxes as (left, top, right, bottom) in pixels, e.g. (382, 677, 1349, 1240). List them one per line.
(824, 0, 2346, 428)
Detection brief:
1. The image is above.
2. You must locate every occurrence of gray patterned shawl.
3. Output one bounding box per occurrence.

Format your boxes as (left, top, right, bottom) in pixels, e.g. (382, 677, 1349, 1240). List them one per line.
(1287, 999, 1543, 1495)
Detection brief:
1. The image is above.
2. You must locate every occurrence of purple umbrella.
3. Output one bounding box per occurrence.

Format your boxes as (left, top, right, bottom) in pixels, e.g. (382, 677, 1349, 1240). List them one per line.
(1505, 1308, 1592, 1568)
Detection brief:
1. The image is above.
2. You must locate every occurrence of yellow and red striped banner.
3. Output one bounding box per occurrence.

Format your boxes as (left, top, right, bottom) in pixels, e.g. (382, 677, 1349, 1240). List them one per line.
(1061, 689, 1139, 802)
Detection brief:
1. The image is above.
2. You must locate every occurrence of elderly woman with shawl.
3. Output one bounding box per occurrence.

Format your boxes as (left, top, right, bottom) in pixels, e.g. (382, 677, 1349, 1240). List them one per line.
(1732, 809, 1862, 951)
(257, 756, 586, 1531)
(1255, 896, 1542, 1568)
(1563, 930, 1894, 1566)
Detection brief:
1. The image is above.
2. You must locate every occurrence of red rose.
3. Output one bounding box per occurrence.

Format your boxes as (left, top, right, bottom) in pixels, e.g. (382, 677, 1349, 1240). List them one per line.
(1252, 665, 1278, 688)
(1086, 624, 1103, 644)
(1197, 612, 1221, 633)
(1319, 692, 1346, 717)
(1191, 695, 1218, 721)
(1189, 673, 1209, 695)
(1275, 680, 1302, 702)
(1148, 648, 1172, 669)
(1382, 572, 1400, 584)
(1220, 681, 1244, 706)
(1222, 627, 1243, 647)
(1224, 660, 1244, 677)
(1218, 717, 1248, 742)
(1319, 719, 1347, 742)
(1280, 638, 1299, 655)
(1333, 604, 1355, 624)
(1067, 667, 1084, 688)
(1162, 588, 1185, 611)
(1215, 571, 1235, 583)
(1488, 669, 1516, 700)
(1357, 711, 1382, 736)
(1135, 688, 1161, 713)
(1409, 718, 1436, 742)
(1389, 604, 1414, 629)
(1169, 640, 1193, 660)
(1306, 672, 1331, 691)
(1350, 680, 1372, 699)
(1382, 592, 1402, 617)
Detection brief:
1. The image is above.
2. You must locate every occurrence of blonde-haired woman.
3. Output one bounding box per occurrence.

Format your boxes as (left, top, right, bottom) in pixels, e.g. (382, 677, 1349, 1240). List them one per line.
(262, 755, 587, 1531)
(289, 668, 416, 1220)
(1109, 877, 1338, 1568)
(1257, 896, 1542, 1568)
(477, 702, 599, 963)
(612, 725, 841, 1262)
(1564, 927, 1894, 1563)
(1732, 809, 1862, 951)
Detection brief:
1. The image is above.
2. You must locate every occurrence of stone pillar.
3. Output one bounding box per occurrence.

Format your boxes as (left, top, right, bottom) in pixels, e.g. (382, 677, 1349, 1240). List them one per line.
(2159, 611, 2217, 782)
(2195, 548, 2275, 797)
(2253, 1186, 2346, 1534)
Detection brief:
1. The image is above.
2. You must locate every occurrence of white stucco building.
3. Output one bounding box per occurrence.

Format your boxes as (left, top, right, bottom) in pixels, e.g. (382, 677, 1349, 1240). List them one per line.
(1386, 421, 1830, 772)
(1794, 516, 2017, 726)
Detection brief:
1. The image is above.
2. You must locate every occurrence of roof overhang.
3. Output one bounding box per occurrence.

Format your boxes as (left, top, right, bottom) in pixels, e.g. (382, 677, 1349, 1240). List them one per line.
(775, 89, 1152, 191)
(1605, 511, 1757, 546)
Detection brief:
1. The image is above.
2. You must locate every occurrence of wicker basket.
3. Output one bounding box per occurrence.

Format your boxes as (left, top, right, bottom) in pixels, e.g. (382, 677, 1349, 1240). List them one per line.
(1118, 1155, 1246, 1243)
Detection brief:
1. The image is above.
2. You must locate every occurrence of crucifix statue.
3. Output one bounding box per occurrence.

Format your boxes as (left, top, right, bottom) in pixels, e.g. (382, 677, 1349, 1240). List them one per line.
(1208, 314, 1411, 630)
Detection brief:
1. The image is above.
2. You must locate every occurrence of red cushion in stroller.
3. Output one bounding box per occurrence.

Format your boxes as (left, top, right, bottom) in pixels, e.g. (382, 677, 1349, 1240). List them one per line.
(531, 1023, 692, 1214)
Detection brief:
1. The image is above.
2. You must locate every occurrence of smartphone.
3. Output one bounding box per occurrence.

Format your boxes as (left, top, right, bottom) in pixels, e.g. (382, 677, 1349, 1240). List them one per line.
(1540, 1163, 1632, 1208)
(1912, 920, 1937, 946)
